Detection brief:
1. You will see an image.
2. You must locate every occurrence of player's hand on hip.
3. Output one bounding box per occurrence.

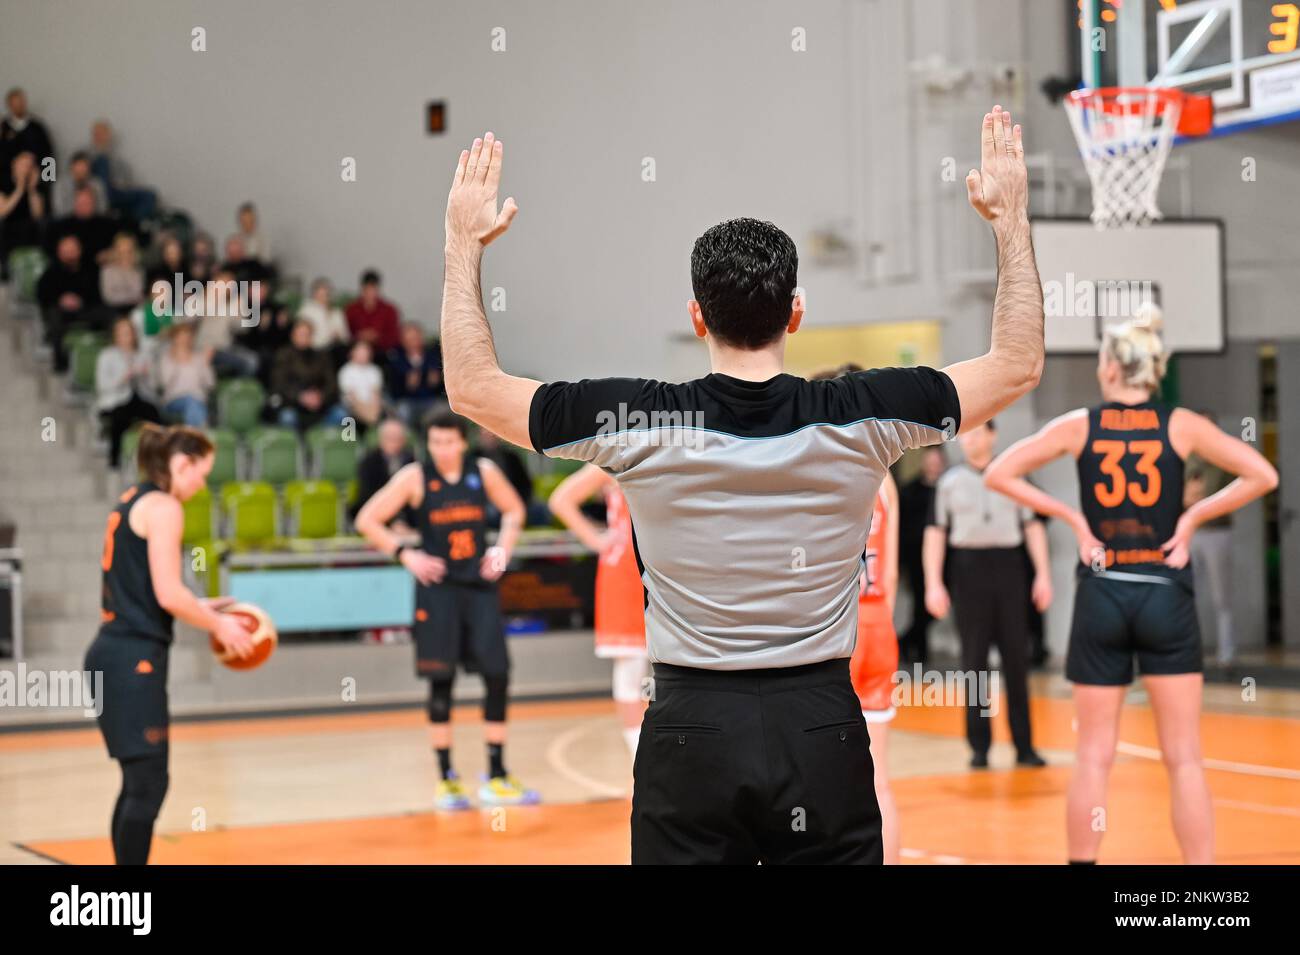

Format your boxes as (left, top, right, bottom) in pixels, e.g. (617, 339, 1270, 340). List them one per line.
(213, 614, 255, 659)
(966, 106, 1028, 224)
(925, 582, 950, 620)
(1161, 515, 1196, 569)
(401, 550, 447, 585)
(445, 131, 518, 248)
(480, 546, 508, 582)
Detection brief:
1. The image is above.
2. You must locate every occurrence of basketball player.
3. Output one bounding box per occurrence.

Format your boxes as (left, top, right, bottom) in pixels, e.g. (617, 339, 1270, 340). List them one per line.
(548, 464, 648, 757)
(355, 410, 536, 810)
(984, 307, 1278, 864)
(856, 472, 903, 863)
(437, 108, 1044, 863)
(85, 424, 255, 864)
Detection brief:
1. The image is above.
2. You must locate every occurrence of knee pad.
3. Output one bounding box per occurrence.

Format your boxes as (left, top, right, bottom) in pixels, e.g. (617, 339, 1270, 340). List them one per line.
(482, 674, 509, 723)
(426, 678, 454, 723)
(120, 755, 169, 820)
(612, 656, 649, 705)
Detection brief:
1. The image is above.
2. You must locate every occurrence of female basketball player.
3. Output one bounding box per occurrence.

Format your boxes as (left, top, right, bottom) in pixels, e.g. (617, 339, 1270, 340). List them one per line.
(355, 411, 534, 810)
(854, 471, 902, 864)
(548, 464, 648, 758)
(86, 424, 255, 864)
(984, 308, 1277, 863)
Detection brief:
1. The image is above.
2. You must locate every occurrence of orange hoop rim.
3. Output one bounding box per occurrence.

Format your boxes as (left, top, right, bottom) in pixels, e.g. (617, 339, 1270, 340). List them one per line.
(1066, 86, 1214, 138)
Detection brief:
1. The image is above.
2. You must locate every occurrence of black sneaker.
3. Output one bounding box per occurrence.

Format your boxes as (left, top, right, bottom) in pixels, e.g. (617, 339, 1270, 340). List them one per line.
(970, 752, 989, 769)
(1016, 750, 1047, 768)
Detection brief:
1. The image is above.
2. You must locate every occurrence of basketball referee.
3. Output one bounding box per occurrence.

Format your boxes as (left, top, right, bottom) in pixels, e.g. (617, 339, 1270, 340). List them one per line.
(436, 108, 1044, 863)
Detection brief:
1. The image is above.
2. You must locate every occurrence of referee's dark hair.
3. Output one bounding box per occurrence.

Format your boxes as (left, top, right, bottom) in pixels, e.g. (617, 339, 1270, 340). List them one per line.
(691, 217, 798, 351)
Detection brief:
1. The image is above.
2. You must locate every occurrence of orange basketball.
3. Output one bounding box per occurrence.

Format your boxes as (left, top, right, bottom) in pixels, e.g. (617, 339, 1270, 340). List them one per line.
(210, 602, 278, 670)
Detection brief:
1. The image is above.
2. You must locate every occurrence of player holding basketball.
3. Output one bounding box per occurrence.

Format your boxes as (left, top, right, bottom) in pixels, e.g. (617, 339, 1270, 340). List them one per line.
(984, 307, 1277, 864)
(85, 424, 254, 864)
(548, 464, 648, 758)
(355, 410, 536, 810)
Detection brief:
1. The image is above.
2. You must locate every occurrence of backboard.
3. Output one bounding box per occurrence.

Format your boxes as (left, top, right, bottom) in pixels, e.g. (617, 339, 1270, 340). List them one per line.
(1077, 0, 1300, 137)
(1034, 218, 1225, 353)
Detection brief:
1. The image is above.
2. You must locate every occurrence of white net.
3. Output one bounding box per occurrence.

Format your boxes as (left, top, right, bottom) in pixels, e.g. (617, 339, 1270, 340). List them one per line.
(1064, 87, 1183, 230)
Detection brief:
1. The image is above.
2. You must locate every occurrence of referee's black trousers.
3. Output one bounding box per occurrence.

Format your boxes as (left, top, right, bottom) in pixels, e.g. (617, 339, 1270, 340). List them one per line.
(630, 658, 882, 865)
(948, 547, 1034, 757)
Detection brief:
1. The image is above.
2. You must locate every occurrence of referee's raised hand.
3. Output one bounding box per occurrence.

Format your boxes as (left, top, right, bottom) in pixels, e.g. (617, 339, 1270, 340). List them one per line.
(966, 105, 1027, 225)
(445, 131, 519, 249)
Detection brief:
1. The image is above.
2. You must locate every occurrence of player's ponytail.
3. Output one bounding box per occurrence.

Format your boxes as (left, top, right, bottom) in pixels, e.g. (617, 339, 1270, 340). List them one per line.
(136, 423, 214, 491)
(1101, 302, 1168, 392)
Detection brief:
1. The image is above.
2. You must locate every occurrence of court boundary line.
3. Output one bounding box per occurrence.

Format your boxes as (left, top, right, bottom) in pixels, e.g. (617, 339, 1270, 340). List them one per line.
(1116, 740, 1300, 780)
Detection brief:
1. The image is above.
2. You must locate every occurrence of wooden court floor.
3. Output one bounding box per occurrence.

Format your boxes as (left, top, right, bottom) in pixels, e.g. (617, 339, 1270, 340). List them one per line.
(5, 685, 1300, 865)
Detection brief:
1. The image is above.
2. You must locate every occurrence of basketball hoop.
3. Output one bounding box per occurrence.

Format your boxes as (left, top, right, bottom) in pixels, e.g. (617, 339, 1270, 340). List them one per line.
(1064, 87, 1212, 230)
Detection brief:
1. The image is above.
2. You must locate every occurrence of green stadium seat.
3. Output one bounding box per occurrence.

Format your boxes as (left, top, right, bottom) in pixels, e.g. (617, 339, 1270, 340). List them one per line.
(119, 425, 145, 480)
(307, 426, 361, 483)
(220, 481, 278, 544)
(216, 379, 265, 436)
(207, 428, 240, 486)
(67, 331, 104, 392)
(285, 480, 339, 538)
(7, 247, 47, 304)
(532, 472, 569, 506)
(182, 486, 213, 544)
(247, 426, 301, 484)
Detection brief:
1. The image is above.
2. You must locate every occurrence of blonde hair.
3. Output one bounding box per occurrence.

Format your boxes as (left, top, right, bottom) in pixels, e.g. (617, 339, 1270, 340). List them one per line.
(1101, 303, 1167, 392)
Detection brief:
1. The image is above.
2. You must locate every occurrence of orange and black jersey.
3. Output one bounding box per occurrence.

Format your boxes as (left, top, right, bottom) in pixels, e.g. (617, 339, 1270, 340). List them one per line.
(99, 482, 173, 643)
(1077, 401, 1184, 574)
(419, 455, 490, 587)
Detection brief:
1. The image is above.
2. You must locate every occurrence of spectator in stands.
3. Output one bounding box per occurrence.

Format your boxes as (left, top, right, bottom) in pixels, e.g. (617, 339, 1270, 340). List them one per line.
(352, 417, 416, 522)
(132, 277, 175, 358)
(52, 151, 106, 215)
(388, 322, 444, 423)
(156, 322, 214, 427)
(271, 318, 341, 430)
(95, 316, 159, 467)
(233, 201, 270, 263)
(146, 234, 188, 288)
(194, 268, 259, 377)
(37, 234, 107, 371)
(345, 269, 400, 355)
(338, 339, 385, 430)
(46, 184, 117, 263)
(0, 151, 45, 275)
(0, 88, 54, 201)
(221, 234, 273, 289)
(189, 231, 216, 283)
(100, 232, 145, 312)
(86, 120, 156, 223)
(297, 277, 349, 355)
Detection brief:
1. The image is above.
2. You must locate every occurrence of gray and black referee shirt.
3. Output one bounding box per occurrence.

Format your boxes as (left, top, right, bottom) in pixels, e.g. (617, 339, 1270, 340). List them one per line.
(529, 367, 960, 670)
(931, 463, 1035, 549)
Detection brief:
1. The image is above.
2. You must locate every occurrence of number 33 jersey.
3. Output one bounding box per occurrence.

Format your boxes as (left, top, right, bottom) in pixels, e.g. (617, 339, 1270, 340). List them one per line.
(1077, 401, 1185, 572)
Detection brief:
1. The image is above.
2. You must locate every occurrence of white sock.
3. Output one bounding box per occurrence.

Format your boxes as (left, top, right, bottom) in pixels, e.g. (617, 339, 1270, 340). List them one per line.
(623, 727, 640, 758)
